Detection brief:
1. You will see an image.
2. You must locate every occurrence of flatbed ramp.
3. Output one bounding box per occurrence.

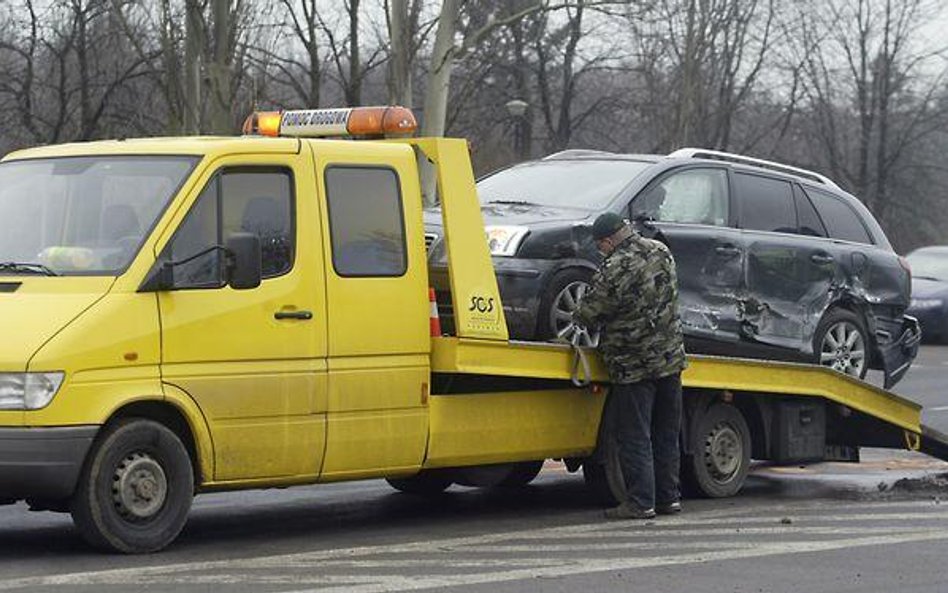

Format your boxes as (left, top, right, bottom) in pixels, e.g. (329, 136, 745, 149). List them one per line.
(430, 337, 948, 466)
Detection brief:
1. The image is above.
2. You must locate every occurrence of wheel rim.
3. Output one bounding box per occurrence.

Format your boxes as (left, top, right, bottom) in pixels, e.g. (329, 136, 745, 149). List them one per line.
(819, 320, 866, 377)
(551, 280, 600, 347)
(704, 421, 742, 483)
(112, 451, 168, 521)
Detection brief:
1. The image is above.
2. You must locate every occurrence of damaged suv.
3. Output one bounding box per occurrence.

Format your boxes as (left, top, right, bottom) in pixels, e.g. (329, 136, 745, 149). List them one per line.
(424, 148, 920, 387)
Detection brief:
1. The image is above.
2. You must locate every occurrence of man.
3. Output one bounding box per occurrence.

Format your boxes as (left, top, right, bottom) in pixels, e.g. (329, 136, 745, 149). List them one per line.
(573, 212, 687, 520)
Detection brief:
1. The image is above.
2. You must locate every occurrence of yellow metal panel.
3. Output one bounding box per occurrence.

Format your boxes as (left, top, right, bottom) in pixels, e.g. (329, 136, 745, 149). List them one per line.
(2, 136, 300, 162)
(426, 389, 604, 468)
(313, 140, 430, 477)
(0, 277, 114, 372)
(430, 337, 922, 433)
(162, 383, 217, 483)
(155, 149, 328, 482)
(319, 409, 428, 481)
(404, 138, 509, 341)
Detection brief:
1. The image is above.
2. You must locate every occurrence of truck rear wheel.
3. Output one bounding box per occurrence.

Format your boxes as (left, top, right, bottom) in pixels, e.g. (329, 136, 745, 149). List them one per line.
(70, 419, 194, 554)
(582, 404, 626, 506)
(386, 471, 452, 496)
(682, 403, 751, 498)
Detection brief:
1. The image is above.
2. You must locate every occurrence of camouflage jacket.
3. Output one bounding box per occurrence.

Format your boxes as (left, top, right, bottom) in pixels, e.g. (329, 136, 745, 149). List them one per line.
(573, 233, 686, 384)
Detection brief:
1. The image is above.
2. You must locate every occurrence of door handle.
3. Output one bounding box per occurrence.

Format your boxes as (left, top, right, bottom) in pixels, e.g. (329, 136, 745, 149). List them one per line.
(274, 310, 313, 320)
(715, 245, 741, 257)
(810, 253, 834, 265)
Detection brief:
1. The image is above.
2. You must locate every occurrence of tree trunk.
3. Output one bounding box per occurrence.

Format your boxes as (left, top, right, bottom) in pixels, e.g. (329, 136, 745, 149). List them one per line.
(388, 0, 412, 106)
(184, 0, 203, 133)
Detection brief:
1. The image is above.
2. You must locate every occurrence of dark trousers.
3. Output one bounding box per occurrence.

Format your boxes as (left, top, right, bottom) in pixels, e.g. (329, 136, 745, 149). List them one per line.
(609, 373, 682, 510)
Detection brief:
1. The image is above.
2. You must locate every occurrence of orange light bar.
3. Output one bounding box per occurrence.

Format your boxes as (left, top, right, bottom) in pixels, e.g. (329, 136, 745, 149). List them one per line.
(348, 106, 417, 137)
(241, 111, 282, 136)
(241, 106, 417, 138)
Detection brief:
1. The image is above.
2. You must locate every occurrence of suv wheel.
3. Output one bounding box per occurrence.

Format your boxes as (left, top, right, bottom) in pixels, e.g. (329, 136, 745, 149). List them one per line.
(539, 269, 599, 347)
(814, 308, 869, 380)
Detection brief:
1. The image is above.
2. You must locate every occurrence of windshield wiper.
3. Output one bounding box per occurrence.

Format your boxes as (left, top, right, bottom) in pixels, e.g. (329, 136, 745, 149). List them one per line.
(485, 199, 541, 206)
(0, 262, 60, 276)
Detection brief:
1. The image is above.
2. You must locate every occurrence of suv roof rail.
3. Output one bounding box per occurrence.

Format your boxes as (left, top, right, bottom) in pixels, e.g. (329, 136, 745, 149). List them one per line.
(668, 147, 840, 189)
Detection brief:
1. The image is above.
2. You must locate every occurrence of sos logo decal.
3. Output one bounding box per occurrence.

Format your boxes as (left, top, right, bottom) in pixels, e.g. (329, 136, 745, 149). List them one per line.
(465, 289, 502, 332)
(468, 296, 495, 314)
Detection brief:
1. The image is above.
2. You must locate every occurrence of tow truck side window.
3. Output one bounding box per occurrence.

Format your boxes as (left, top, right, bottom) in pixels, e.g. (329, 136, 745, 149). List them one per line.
(167, 168, 294, 289)
(325, 166, 407, 277)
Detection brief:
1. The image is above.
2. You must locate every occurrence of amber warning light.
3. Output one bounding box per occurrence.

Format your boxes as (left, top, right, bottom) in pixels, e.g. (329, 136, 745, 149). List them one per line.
(242, 106, 417, 138)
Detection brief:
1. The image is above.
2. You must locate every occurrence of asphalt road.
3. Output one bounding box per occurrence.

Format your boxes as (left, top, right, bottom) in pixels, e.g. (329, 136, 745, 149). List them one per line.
(2, 346, 948, 592)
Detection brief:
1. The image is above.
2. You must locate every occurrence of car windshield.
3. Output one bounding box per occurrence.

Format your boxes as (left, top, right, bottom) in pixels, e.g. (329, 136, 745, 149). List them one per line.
(907, 249, 948, 282)
(0, 156, 197, 276)
(477, 159, 653, 210)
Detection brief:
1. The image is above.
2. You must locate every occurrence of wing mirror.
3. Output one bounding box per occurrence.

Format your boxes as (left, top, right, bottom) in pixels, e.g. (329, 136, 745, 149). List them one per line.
(139, 233, 262, 292)
(225, 232, 262, 290)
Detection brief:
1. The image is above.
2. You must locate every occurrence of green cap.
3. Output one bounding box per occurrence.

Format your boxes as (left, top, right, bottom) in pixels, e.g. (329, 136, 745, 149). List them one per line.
(591, 212, 626, 240)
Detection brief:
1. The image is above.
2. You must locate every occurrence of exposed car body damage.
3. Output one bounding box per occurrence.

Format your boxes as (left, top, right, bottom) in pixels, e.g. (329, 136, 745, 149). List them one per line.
(424, 150, 919, 386)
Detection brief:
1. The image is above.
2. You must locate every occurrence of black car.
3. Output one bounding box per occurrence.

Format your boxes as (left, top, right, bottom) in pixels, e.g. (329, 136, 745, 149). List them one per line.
(424, 148, 920, 387)
(906, 246, 948, 343)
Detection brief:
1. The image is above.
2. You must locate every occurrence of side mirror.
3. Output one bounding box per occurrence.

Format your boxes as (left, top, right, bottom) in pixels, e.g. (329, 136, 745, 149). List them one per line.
(226, 232, 262, 290)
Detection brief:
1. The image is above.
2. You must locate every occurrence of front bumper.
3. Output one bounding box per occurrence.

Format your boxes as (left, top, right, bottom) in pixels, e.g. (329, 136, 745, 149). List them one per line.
(0, 426, 98, 502)
(875, 316, 921, 389)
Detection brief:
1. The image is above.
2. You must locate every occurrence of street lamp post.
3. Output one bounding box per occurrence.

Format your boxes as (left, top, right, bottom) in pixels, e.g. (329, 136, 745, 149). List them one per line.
(505, 99, 529, 162)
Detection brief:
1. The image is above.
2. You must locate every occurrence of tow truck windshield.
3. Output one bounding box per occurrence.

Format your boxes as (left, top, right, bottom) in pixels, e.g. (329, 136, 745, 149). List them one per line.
(0, 156, 197, 275)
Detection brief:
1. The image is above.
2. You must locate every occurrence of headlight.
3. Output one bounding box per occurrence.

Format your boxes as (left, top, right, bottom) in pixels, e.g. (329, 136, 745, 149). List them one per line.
(485, 225, 529, 257)
(0, 373, 65, 410)
(910, 298, 943, 309)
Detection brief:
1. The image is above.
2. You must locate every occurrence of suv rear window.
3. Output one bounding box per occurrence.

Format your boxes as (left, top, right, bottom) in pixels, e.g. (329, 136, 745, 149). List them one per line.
(804, 188, 873, 245)
(734, 172, 796, 234)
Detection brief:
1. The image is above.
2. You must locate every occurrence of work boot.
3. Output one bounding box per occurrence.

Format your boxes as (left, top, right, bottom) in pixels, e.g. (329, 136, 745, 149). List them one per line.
(603, 502, 656, 520)
(656, 501, 682, 515)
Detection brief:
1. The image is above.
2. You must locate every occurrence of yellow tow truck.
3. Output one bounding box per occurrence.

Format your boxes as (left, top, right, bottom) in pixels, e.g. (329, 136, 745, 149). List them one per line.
(0, 106, 944, 553)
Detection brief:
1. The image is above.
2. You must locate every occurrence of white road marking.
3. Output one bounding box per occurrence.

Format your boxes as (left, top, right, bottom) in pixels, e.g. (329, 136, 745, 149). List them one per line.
(926, 406, 948, 412)
(3, 501, 947, 592)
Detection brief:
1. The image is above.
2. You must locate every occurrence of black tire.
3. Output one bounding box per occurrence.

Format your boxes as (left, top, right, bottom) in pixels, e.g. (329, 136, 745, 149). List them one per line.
(681, 403, 751, 498)
(386, 471, 452, 496)
(813, 308, 870, 380)
(496, 460, 544, 488)
(70, 418, 194, 554)
(536, 268, 595, 343)
(582, 396, 626, 506)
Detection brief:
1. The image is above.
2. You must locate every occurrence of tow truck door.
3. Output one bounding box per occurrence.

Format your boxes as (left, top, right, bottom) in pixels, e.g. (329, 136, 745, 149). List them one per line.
(155, 150, 328, 482)
(314, 141, 430, 479)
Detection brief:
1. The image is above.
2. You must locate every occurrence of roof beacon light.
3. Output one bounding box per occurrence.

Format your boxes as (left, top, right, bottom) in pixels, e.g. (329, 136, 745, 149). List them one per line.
(242, 106, 417, 139)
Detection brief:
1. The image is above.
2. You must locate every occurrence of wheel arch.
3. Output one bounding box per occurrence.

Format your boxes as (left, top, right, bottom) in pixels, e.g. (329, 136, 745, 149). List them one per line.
(105, 394, 212, 488)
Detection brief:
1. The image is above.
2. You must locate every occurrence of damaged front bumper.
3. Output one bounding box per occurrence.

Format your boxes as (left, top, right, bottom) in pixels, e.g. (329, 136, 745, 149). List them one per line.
(876, 315, 921, 388)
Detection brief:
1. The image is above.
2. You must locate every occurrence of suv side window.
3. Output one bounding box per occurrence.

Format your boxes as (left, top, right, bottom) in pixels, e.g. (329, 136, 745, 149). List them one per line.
(734, 172, 796, 234)
(804, 187, 873, 245)
(325, 166, 407, 277)
(632, 167, 729, 226)
(167, 168, 294, 289)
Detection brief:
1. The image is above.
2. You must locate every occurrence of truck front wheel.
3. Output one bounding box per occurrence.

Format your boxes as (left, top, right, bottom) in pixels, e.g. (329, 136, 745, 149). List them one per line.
(386, 471, 452, 496)
(682, 403, 751, 498)
(70, 419, 194, 553)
